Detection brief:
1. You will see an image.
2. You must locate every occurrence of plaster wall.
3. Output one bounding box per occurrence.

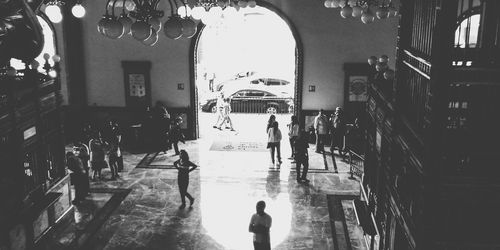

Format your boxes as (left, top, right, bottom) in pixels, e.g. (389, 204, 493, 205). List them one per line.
(81, 1, 191, 108)
(274, 0, 398, 110)
(79, 0, 398, 110)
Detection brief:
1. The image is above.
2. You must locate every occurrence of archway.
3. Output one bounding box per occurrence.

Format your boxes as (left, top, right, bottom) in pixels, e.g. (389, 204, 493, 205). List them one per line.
(189, 0, 303, 139)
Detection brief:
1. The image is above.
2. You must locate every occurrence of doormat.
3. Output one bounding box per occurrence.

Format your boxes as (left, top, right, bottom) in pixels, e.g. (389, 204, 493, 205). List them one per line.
(136, 152, 178, 169)
(209, 140, 268, 152)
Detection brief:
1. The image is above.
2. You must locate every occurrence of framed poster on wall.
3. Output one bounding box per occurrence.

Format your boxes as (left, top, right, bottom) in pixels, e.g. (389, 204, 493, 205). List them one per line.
(122, 61, 152, 108)
(344, 63, 372, 122)
(348, 75, 368, 102)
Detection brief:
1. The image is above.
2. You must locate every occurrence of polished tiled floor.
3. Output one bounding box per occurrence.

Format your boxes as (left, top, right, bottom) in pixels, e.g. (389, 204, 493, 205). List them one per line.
(66, 116, 367, 250)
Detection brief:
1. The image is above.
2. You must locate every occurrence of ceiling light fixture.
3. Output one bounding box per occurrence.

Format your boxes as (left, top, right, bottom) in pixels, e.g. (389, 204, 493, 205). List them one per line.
(324, 0, 398, 24)
(98, 0, 256, 45)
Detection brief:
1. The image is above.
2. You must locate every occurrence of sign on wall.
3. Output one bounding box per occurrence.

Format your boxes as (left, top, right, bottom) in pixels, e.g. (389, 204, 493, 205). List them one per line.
(344, 63, 371, 121)
(128, 74, 146, 97)
(23, 126, 37, 140)
(122, 61, 152, 108)
(348, 76, 368, 102)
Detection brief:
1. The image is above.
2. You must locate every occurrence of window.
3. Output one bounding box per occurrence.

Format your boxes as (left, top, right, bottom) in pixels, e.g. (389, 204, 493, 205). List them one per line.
(455, 14, 480, 48)
(10, 16, 57, 72)
(246, 91, 266, 97)
(233, 91, 247, 97)
(266, 80, 281, 86)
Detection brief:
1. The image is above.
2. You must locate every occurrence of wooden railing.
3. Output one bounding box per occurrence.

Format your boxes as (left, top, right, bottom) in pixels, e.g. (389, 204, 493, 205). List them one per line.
(348, 150, 364, 180)
(397, 63, 431, 138)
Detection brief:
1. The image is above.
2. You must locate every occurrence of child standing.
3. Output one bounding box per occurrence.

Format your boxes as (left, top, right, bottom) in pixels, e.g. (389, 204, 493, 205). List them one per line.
(173, 150, 198, 209)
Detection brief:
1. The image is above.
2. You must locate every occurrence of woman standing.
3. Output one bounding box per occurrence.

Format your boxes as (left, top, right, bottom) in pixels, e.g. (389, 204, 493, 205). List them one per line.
(89, 132, 108, 180)
(266, 115, 276, 133)
(108, 143, 120, 180)
(174, 150, 198, 209)
(267, 121, 282, 166)
(287, 115, 299, 160)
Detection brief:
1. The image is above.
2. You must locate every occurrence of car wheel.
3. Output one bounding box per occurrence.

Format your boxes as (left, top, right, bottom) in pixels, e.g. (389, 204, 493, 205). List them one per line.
(211, 105, 217, 113)
(266, 106, 277, 114)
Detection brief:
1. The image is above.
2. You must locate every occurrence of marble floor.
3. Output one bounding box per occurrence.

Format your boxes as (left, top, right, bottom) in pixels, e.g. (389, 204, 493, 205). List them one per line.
(63, 120, 367, 250)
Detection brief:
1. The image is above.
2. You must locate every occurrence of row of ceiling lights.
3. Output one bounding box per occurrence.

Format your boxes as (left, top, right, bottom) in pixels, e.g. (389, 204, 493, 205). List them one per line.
(97, 0, 258, 46)
(44, 0, 86, 23)
(324, 0, 398, 24)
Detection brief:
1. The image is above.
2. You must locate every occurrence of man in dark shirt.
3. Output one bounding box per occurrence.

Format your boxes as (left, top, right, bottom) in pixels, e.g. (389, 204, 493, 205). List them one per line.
(66, 152, 86, 204)
(294, 131, 310, 183)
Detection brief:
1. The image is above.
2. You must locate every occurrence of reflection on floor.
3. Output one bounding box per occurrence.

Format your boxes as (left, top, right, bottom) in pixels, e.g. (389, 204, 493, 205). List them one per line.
(45, 188, 130, 249)
(58, 134, 367, 249)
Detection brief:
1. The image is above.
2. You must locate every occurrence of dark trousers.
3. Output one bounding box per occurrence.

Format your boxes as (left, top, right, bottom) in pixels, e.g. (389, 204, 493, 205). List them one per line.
(269, 142, 281, 163)
(178, 177, 193, 205)
(172, 141, 180, 154)
(296, 158, 309, 180)
(83, 169, 90, 195)
(209, 79, 214, 92)
(315, 133, 326, 152)
(109, 155, 119, 178)
(289, 136, 297, 157)
(117, 156, 124, 171)
(73, 173, 87, 201)
(253, 241, 271, 250)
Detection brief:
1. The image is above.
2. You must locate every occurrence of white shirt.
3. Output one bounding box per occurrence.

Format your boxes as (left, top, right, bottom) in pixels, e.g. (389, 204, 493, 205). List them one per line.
(314, 114, 328, 134)
(267, 128, 282, 143)
(222, 102, 231, 116)
(250, 213, 272, 243)
(288, 123, 299, 137)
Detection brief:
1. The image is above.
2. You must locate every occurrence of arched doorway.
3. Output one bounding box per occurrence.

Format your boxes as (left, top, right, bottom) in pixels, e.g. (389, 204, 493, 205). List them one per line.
(189, 0, 303, 139)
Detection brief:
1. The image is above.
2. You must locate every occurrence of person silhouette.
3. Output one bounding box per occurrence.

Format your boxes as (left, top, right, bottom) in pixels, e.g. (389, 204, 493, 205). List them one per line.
(173, 150, 198, 209)
(249, 201, 272, 250)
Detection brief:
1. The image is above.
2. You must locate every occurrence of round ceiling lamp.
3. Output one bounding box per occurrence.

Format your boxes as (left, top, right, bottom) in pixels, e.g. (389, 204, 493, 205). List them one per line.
(142, 28, 159, 46)
(131, 20, 152, 41)
(118, 14, 133, 34)
(361, 10, 375, 24)
(149, 17, 162, 32)
(178, 5, 192, 18)
(340, 6, 353, 18)
(97, 15, 110, 35)
(325, 0, 398, 24)
(71, 3, 86, 18)
(164, 16, 183, 39)
(45, 4, 62, 23)
(352, 6, 363, 17)
(191, 6, 205, 20)
(180, 17, 197, 38)
(104, 17, 124, 39)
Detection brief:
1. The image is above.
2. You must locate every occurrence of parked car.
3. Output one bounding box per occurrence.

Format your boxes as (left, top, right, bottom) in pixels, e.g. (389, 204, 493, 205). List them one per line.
(201, 87, 294, 114)
(250, 78, 291, 86)
(216, 76, 293, 93)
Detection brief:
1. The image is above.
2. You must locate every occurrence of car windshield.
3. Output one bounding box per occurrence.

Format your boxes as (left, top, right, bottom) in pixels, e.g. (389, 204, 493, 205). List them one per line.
(231, 90, 275, 97)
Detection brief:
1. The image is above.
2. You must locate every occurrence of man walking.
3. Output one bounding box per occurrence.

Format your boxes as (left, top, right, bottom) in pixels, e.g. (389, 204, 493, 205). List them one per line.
(249, 201, 272, 250)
